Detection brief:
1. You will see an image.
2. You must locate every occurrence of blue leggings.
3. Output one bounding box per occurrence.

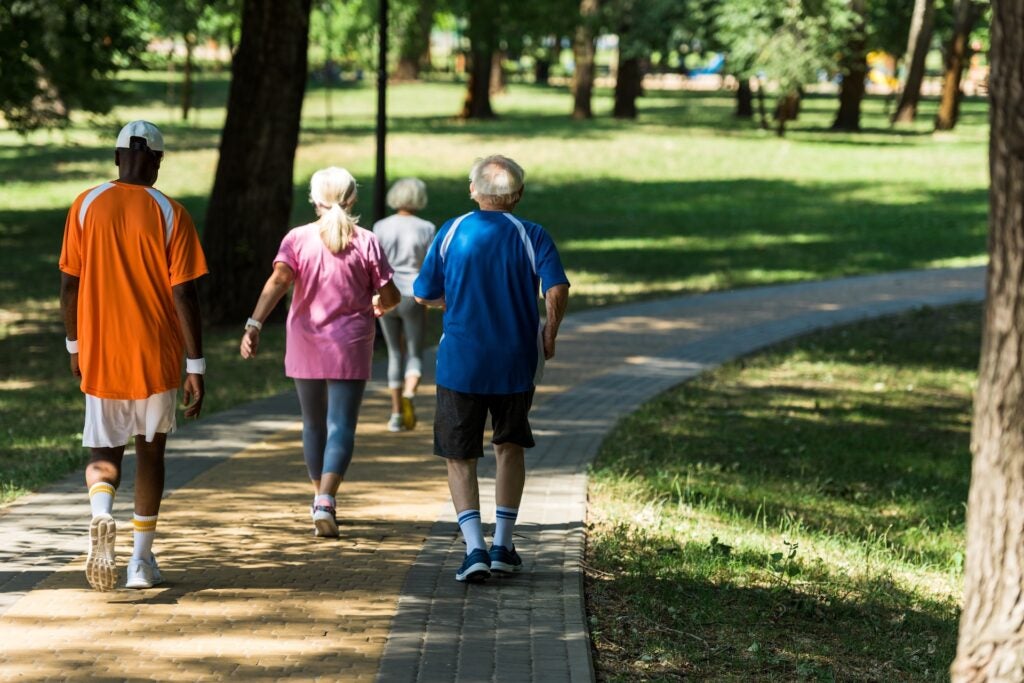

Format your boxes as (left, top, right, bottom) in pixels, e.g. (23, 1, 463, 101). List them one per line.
(294, 379, 366, 480)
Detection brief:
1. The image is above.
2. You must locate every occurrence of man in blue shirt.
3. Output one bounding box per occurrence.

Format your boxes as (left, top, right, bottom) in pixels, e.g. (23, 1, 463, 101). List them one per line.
(415, 155, 570, 582)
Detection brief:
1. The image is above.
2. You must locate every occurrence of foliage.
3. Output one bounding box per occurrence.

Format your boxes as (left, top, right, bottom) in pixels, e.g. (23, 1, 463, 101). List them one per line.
(716, 0, 855, 91)
(603, 0, 690, 62)
(0, 0, 145, 132)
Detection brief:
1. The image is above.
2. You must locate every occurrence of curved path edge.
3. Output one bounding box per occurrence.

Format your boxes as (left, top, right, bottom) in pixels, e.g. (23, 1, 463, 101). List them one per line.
(375, 266, 986, 683)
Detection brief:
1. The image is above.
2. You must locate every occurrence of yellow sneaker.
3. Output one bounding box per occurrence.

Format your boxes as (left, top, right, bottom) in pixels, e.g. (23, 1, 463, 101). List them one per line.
(400, 396, 417, 430)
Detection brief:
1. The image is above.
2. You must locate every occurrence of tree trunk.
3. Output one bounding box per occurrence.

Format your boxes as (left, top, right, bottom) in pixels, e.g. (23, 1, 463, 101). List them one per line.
(935, 0, 982, 131)
(182, 33, 196, 121)
(395, 0, 434, 80)
(774, 91, 800, 137)
(832, 0, 867, 131)
(892, 0, 936, 124)
(571, 0, 598, 119)
(951, 2, 1024, 681)
(489, 50, 506, 95)
(736, 77, 753, 118)
(202, 0, 312, 324)
(756, 77, 769, 130)
(613, 53, 641, 119)
(534, 57, 551, 85)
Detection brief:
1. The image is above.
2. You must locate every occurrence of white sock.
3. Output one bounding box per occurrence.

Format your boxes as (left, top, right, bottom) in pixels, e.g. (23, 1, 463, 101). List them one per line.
(132, 514, 158, 560)
(494, 506, 519, 548)
(315, 494, 335, 509)
(88, 482, 115, 518)
(457, 509, 486, 553)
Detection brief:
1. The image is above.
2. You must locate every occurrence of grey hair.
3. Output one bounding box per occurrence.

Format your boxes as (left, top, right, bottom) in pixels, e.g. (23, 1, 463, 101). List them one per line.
(386, 177, 428, 211)
(469, 155, 525, 209)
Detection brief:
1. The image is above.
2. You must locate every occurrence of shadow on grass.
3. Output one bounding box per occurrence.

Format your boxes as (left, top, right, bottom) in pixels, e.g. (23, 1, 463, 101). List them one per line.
(587, 526, 957, 681)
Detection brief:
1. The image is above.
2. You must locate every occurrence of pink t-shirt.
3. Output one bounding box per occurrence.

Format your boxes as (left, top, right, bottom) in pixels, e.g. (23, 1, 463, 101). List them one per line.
(274, 224, 394, 379)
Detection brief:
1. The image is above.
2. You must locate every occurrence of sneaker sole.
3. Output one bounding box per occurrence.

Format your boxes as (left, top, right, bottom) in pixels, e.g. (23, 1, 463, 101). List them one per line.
(490, 560, 522, 574)
(125, 575, 164, 589)
(455, 561, 491, 582)
(86, 515, 117, 592)
(314, 516, 339, 538)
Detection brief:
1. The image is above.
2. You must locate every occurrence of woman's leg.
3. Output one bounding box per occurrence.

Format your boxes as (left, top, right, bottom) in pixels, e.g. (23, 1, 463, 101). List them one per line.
(378, 311, 405, 415)
(294, 379, 328, 493)
(319, 379, 367, 497)
(401, 301, 427, 397)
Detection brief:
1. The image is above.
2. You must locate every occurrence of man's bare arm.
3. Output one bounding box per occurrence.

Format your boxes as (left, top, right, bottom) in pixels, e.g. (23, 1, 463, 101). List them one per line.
(60, 273, 81, 377)
(415, 295, 446, 308)
(542, 284, 569, 360)
(172, 279, 205, 418)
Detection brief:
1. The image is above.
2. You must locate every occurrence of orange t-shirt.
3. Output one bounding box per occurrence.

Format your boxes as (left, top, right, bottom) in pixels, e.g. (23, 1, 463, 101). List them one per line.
(59, 181, 209, 400)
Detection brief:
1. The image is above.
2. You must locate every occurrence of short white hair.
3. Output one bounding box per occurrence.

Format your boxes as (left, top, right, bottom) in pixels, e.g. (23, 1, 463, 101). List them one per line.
(386, 177, 428, 211)
(469, 155, 525, 208)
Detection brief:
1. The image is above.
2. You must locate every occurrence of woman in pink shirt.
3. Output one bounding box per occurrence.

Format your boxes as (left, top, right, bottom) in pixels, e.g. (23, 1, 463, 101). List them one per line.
(240, 167, 400, 538)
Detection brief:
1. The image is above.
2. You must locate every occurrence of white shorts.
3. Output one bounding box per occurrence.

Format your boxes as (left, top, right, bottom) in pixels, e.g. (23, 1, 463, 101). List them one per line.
(82, 389, 177, 448)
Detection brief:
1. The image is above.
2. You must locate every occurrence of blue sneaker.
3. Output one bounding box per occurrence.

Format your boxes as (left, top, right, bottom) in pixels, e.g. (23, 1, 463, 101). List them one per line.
(455, 548, 491, 582)
(489, 545, 523, 574)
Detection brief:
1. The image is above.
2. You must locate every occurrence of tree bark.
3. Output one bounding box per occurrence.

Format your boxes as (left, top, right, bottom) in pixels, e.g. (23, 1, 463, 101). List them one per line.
(460, 1, 495, 118)
(832, 0, 867, 131)
(613, 54, 641, 119)
(951, 2, 1024, 681)
(534, 56, 551, 85)
(892, 0, 936, 124)
(182, 33, 196, 121)
(202, 0, 312, 324)
(395, 0, 434, 80)
(571, 0, 598, 119)
(736, 77, 753, 118)
(935, 0, 982, 131)
(489, 50, 507, 95)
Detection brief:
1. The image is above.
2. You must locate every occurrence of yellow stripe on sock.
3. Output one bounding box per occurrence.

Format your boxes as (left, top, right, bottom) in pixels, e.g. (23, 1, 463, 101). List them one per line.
(88, 483, 115, 497)
(132, 521, 158, 531)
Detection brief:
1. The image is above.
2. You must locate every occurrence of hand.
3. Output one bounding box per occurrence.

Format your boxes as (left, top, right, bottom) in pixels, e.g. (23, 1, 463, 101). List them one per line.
(182, 373, 204, 419)
(372, 294, 384, 318)
(240, 327, 260, 359)
(542, 324, 556, 360)
(70, 352, 81, 378)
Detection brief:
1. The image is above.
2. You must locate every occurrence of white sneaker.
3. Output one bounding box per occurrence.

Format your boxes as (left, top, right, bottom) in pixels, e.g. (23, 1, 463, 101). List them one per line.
(387, 413, 403, 432)
(125, 555, 163, 589)
(86, 514, 117, 592)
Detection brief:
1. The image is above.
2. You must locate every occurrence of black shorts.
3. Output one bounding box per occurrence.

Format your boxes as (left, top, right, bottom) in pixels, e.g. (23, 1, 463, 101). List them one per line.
(433, 386, 536, 459)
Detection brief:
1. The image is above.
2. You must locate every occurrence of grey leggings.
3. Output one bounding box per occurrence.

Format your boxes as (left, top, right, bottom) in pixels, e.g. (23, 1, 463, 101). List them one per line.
(294, 379, 366, 480)
(379, 297, 427, 389)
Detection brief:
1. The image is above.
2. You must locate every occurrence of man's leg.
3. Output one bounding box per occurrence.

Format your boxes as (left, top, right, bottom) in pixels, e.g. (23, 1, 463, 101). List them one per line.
(448, 458, 484, 552)
(85, 447, 124, 591)
(493, 442, 525, 550)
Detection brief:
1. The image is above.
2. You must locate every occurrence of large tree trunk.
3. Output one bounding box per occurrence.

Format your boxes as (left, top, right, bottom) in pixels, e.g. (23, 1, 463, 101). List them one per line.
(832, 0, 867, 131)
(951, 2, 1024, 680)
(735, 77, 753, 118)
(489, 50, 507, 95)
(182, 33, 196, 121)
(571, 0, 599, 119)
(460, 2, 495, 118)
(613, 53, 641, 119)
(395, 0, 434, 80)
(892, 0, 936, 124)
(935, 0, 982, 131)
(202, 0, 312, 324)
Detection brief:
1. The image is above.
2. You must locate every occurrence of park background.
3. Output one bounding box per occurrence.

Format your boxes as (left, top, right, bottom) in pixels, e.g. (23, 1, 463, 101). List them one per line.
(0, 1, 994, 679)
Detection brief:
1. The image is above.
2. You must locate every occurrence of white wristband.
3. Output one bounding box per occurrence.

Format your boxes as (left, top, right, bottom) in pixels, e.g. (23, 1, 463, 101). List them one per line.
(185, 357, 206, 375)
(245, 317, 263, 331)
(66, 338, 78, 354)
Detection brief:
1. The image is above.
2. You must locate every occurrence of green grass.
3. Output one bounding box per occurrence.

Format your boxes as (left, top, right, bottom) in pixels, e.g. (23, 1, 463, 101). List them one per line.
(586, 303, 980, 681)
(0, 73, 988, 503)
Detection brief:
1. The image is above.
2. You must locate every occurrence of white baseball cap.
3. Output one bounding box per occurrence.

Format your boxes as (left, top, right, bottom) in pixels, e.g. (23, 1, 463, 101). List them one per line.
(115, 120, 164, 152)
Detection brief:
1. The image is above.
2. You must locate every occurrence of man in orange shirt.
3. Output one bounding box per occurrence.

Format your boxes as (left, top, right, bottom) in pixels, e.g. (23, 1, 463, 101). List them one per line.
(59, 121, 209, 591)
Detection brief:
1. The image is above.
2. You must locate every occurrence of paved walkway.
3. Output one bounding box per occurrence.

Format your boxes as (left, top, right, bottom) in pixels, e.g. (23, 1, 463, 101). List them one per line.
(0, 267, 984, 681)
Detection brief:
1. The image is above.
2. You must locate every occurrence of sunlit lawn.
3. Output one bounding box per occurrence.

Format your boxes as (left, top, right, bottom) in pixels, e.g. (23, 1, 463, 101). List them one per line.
(587, 303, 979, 681)
(0, 73, 988, 502)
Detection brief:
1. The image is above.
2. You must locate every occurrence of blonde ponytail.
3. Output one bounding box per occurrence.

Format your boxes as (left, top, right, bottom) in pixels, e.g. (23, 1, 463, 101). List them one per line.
(309, 167, 359, 254)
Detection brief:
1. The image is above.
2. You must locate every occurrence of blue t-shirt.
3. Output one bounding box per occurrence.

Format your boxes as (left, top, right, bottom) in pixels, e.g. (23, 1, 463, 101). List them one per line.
(413, 210, 570, 394)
